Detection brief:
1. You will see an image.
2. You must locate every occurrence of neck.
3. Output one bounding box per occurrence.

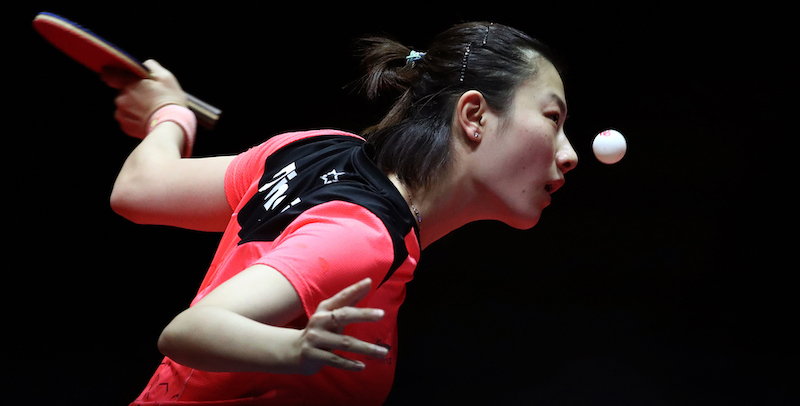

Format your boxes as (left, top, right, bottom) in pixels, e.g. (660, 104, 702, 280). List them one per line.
(389, 173, 483, 250)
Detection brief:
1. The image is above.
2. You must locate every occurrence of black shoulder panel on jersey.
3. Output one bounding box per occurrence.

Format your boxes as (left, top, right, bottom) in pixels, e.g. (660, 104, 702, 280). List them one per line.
(236, 134, 418, 286)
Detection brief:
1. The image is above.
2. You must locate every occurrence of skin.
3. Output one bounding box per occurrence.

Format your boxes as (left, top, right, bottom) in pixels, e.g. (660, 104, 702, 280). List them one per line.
(103, 56, 577, 375)
(397, 58, 577, 246)
(465, 59, 575, 230)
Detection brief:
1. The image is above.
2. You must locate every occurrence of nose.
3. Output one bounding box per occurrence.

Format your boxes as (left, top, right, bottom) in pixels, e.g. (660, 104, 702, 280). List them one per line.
(556, 135, 578, 174)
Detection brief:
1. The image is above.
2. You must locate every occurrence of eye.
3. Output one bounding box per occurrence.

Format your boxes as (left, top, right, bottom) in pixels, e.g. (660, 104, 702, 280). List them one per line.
(546, 112, 560, 124)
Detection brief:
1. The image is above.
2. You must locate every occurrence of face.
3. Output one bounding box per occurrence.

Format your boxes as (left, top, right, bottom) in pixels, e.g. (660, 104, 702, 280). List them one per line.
(473, 60, 578, 229)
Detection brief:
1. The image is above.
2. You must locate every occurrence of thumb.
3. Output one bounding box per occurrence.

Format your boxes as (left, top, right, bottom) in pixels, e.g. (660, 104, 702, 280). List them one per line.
(143, 59, 180, 85)
(142, 59, 165, 75)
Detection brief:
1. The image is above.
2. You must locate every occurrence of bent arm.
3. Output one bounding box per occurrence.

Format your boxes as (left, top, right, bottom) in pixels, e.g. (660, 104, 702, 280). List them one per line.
(158, 299, 305, 373)
(109, 121, 235, 232)
(158, 265, 388, 375)
(104, 60, 235, 232)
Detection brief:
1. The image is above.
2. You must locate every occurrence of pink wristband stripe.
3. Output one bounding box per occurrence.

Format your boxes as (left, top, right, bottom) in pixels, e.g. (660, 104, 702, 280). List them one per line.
(148, 104, 197, 157)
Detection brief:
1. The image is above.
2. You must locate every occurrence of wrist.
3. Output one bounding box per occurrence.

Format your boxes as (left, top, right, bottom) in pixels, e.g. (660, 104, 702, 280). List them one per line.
(148, 104, 197, 157)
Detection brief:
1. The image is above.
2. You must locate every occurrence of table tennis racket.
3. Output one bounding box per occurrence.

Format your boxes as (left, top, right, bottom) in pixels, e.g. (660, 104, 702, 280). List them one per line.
(32, 12, 221, 130)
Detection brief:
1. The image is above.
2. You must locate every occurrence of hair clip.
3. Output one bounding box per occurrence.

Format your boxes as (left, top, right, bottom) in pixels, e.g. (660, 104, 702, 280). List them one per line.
(459, 43, 472, 82)
(460, 24, 493, 83)
(482, 22, 493, 45)
(406, 50, 426, 66)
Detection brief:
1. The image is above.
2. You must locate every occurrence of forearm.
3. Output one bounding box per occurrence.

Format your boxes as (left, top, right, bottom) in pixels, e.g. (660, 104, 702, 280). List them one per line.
(110, 123, 187, 223)
(105, 60, 233, 231)
(113, 122, 184, 191)
(109, 122, 234, 231)
(159, 271, 388, 375)
(117, 122, 185, 181)
(158, 304, 303, 374)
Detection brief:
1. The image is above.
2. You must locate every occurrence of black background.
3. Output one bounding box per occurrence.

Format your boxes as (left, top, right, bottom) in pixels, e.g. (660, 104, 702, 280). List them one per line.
(9, 2, 794, 405)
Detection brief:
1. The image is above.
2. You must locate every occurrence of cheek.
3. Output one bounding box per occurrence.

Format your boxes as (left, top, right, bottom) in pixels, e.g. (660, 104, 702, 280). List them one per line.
(508, 128, 555, 174)
(490, 137, 551, 200)
(508, 141, 558, 201)
(483, 115, 554, 187)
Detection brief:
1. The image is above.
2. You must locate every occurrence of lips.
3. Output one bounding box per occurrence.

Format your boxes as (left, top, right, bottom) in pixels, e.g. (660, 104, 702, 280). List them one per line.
(545, 178, 565, 194)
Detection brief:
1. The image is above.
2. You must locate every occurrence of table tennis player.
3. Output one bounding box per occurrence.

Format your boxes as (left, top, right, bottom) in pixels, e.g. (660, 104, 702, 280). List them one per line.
(103, 21, 578, 405)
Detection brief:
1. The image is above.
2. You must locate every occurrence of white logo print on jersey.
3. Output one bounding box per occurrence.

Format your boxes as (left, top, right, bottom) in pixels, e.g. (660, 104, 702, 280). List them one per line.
(259, 162, 301, 213)
(320, 169, 345, 184)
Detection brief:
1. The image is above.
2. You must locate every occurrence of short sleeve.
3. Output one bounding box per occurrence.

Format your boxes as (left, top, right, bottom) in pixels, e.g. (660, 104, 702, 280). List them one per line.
(224, 130, 366, 212)
(224, 145, 266, 210)
(252, 200, 396, 317)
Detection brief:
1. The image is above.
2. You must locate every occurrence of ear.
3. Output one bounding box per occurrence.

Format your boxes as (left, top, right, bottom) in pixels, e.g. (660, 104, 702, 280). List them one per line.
(455, 90, 488, 143)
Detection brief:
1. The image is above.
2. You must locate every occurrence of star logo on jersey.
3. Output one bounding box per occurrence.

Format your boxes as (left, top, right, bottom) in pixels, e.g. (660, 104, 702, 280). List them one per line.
(320, 169, 346, 185)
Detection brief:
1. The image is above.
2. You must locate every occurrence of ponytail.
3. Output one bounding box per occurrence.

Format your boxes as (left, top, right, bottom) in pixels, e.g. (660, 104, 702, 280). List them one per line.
(356, 36, 421, 100)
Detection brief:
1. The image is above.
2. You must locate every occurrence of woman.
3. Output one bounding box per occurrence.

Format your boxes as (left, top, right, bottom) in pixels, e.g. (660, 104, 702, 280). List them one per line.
(106, 21, 577, 405)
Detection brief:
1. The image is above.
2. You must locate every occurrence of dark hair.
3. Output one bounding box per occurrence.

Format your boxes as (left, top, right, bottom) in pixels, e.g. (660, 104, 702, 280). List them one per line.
(357, 21, 557, 190)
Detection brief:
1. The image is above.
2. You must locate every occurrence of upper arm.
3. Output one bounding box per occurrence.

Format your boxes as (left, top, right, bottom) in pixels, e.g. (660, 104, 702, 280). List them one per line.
(110, 125, 236, 232)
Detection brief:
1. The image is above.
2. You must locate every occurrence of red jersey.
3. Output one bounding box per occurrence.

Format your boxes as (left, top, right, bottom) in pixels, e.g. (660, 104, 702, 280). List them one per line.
(131, 130, 420, 406)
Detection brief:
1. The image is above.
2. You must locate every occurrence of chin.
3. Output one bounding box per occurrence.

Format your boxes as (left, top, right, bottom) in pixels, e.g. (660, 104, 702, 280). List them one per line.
(494, 197, 547, 229)
(504, 212, 542, 230)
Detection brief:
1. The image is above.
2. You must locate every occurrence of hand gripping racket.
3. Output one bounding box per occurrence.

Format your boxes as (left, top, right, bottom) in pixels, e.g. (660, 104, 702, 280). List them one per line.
(33, 12, 221, 130)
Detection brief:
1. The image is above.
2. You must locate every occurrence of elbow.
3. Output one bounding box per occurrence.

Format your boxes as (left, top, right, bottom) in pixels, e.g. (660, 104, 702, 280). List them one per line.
(157, 315, 188, 360)
(157, 324, 177, 358)
(109, 174, 151, 224)
(109, 183, 133, 221)
(156, 310, 210, 370)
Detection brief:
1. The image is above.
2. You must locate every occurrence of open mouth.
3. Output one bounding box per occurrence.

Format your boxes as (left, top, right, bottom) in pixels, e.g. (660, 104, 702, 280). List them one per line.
(545, 179, 564, 194)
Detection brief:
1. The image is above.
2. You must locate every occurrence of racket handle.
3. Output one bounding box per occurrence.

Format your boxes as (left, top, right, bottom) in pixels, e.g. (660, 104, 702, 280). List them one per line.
(185, 93, 221, 130)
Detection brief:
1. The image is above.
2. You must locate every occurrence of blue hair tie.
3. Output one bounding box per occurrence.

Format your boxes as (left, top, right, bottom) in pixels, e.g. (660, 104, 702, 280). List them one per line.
(406, 50, 426, 65)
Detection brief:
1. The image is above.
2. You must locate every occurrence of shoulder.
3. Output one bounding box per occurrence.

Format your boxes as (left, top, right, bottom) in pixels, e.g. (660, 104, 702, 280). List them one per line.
(225, 130, 364, 208)
(240, 130, 364, 164)
(236, 143, 416, 249)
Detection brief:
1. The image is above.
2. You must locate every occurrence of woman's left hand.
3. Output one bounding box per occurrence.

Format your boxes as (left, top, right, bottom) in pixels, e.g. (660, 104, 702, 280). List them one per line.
(292, 278, 389, 375)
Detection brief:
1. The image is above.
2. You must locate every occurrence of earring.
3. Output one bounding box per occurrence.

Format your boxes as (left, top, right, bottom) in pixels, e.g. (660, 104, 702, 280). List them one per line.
(474, 132, 480, 138)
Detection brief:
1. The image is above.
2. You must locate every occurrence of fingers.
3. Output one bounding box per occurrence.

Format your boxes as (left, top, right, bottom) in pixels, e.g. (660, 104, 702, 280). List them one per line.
(100, 60, 175, 89)
(101, 60, 184, 99)
(100, 67, 141, 89)
(316, 278, 373, 313)
(303, 306, 385, 372)
(113, 108, 146, 139)
(302, 347, 366, 373)
(301, 328, 389, 373)
(328, 306, 384, 331)
(143, 60, 185, 95)
(312, 278, 381, 334)
(143, 59, 172, 80)
(102, 60, 188, 138)
(298, 278, 388, 373)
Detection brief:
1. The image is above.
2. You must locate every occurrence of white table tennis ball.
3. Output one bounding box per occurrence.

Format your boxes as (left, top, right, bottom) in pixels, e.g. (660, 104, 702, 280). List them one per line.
(592, 129, 627, 164)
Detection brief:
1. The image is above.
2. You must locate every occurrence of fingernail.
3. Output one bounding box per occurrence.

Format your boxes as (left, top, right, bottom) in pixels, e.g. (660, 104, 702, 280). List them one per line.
(372, 309, 385, 317)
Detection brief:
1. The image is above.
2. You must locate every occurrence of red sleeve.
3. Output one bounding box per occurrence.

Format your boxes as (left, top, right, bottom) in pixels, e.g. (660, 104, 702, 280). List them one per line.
(224, 130, 365, 211)
(252, 200, 395, 317)
(224, 144, 263, 210)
